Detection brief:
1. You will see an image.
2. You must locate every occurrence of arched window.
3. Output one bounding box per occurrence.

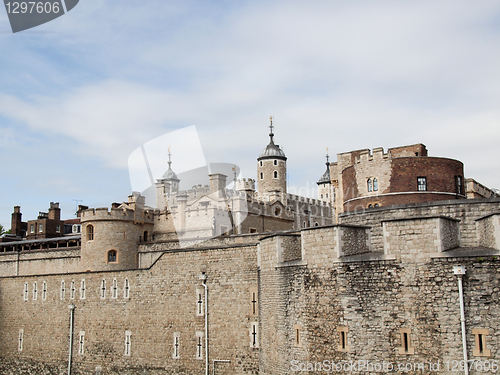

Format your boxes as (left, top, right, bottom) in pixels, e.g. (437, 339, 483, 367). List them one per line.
(368, 204, 373, 208)
(374, 203, 379, 208)
(367, 179, 372, 192)
(373, 178, 378, 191)
(260, 161, 263, 167)
(320, 194, 323, 199)
(274, 160, 277, 166)
(273, 171, 278, 178)
(87, 225, 94, 241)
(260, 172, 263, 179)
(107, 250, 117, 263)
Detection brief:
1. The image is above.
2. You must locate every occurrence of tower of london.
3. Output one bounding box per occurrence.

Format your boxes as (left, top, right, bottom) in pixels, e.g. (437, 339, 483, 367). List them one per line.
(0, 121, 499, 375)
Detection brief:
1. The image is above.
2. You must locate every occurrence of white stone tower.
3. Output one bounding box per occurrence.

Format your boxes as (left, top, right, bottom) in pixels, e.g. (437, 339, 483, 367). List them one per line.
(156, 147, 180, 209)
(257, 117, 287, 203)
(317, 149, 334, 205)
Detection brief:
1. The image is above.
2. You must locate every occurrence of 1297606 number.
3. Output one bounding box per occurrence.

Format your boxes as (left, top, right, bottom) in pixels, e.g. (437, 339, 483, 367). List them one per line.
(5, 2, 61, 14)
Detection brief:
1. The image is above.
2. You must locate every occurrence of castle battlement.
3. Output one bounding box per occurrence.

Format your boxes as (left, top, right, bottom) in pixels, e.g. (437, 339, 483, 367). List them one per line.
(80, 207, 155, 223)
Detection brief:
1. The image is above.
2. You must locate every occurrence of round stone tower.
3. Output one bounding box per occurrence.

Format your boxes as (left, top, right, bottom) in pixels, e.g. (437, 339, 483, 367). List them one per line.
(257, 117, 287, 202)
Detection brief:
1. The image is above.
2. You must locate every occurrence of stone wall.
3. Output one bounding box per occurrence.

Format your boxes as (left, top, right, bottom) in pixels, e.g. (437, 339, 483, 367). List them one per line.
(340, 198, 500, 252)
(0, 244, 260, 375)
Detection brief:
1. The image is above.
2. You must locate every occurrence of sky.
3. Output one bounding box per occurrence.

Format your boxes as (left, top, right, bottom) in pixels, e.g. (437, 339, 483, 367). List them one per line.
(0, 0, 500, 229)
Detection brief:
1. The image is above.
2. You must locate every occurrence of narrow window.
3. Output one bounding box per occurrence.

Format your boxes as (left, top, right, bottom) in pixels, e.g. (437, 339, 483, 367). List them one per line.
(196, 289, 204, 317)
(337, 326, 350, 352)
(250, 287, 258, 316)
(143, 231, 148, 242)
(56, 225, 61, 233)
(456, 175, 463, 195)
(124, 278, 130, 299)
(23, 283, 29, 301)
(18, 329, 24, 352)
(60, 280, 65, 300)
(39, 223, 43, 233)
(398, 328, 414, 354)
(30, 224, 34, 234)
(100, 280, 106, 299)
(274, 160, 277, 165)
(260, 161, 262, 167)
(112, 278, 118, 299)
(373, 178, 378, 191)
(33, 282, 37, 300)
(80, 279, 86, 300)
(42, 281, 47, 301)
(70, 281, 75, 300)
(108, 250, 117, 263)
(87, 225, 94, 241)
(124, 331, 132, 356)
(294, 325, 301, 347)
(260, 172, 263, 180)
(473, 329, 491, 357)
(320, 194, 323, 198)
(173, 332, 180, 359)
(250, 322, 259, 348)
(78, 331, 85, 355)
(326, 193, 328, 198)
(417, 177, 427, 191)
(196, 331, 204, 359)
(367, 179, 372, 192)
(273, 171, 278, 178)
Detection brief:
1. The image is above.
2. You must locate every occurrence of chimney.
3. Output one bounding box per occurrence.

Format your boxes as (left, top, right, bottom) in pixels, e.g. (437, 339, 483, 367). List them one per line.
(11, 206, 22, 237)
(48, 202, 61, 221)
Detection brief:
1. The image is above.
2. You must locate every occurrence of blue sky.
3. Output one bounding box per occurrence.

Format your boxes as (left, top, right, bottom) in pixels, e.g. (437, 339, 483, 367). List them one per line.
(1, 0, 500, 228)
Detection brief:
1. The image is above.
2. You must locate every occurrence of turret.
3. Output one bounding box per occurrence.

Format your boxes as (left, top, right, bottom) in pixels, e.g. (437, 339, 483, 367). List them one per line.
(257, 117, 287, 204)
(156, 147, 180, 208)
(317, 149, 334, 203)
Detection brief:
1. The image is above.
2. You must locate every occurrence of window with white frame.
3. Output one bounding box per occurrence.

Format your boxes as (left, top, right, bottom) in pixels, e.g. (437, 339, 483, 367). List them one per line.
(250, 322, 259, 348)
(78, 331, 85, 355)
(39, 223, 43, 233)
(18, 329, 24, 352)
(196, 331, 204, 360)
(70, 281, 75, 299)
(23, 283, 29, 301)
(123, 278, 130, 299)
(60, 280, 65, 300)
(173, 332, 180, 359)
(30, 224, 34, 234)
(417, 177, 427, 191)
(80, 279, 86, 299)
(196, 289, 204, 317)
(100, 280, 106, 299)
(33, 282, 37, 300)
(250, 287, 258, 316)
(42, 281, 47, 301)
(56, 224, 61, 233)
(124, 331, 132, 356)
(112, 278, 118, 299)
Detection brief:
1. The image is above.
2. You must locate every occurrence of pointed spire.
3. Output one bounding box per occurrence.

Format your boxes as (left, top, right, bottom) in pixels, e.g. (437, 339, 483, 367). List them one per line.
(326, 147, 330, 165)
(168, 146, 172, 169)
(269, 116, 274, 143)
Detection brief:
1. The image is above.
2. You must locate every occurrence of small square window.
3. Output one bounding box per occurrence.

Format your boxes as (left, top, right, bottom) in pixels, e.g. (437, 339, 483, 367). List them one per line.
(417, 177, 427, 191)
